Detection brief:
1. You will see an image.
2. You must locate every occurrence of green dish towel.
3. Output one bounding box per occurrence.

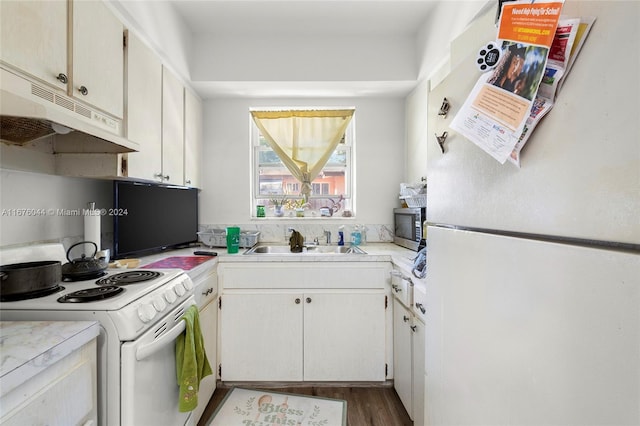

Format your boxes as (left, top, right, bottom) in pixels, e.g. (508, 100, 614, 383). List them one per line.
(176, 304, 212, 412)
(289, 230, 304, 253)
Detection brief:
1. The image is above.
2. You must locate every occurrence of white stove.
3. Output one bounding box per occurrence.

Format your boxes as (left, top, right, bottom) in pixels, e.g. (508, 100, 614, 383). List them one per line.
(1, 268, 193, 340)
(0, 244, 198, 426)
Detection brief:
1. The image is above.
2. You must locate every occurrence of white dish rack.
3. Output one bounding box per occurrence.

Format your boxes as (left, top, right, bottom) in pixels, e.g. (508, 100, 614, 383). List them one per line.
(198, 229, 260, 248)
(399, 183, 427, 208)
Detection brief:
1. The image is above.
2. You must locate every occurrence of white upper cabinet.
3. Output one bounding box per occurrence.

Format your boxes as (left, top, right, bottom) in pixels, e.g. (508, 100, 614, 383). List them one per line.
(184, 88, 203, 188)
(0, 0, 68, 91)
(72, 0, 124, 118)
(0, 0, 124, 119)
(161, 67, 185, 185)
(125, 31, 162, 181)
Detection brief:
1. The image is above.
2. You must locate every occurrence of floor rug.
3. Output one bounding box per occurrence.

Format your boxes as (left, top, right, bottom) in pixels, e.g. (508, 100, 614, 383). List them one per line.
(206, 387, 347, 426)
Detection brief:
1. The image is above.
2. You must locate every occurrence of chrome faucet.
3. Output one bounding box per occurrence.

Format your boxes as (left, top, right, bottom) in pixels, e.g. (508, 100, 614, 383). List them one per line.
(324, 230, 332, 245)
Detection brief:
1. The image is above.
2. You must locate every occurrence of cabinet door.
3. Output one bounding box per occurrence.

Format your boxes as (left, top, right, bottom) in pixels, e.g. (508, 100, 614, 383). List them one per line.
(194, 298, 217, 424)
(184, 88, 203, 188)
(220, 292, 303, 381)
(393, 298, 413, 417)
(304, 292, 386, 381)
(161, 67, 185, 185)
(412, 317, 426, 426)
(72, 0, 124, 118)
(125, 31, 162, 181)
(0, 0, 67, 91)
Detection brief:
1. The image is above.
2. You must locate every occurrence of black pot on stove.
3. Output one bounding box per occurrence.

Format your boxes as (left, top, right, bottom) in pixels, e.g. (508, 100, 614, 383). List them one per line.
(61, 241, 108, 281)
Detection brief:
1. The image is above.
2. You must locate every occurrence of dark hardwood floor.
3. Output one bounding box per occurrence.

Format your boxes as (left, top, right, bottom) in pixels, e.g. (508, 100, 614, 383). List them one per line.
(198, 383, 413, 426)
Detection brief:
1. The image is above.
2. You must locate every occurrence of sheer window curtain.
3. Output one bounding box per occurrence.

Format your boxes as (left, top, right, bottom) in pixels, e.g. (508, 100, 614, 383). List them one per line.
(251, 109, 354, 199)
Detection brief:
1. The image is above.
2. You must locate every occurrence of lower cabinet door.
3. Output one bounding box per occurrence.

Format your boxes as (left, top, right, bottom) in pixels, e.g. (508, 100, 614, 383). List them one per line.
(220, 292, 303, 381)
(304, 292, 386, 381)
(412, 317, 426, 426)
(194, 298, 218, 423)
(393, 297, 413, 418)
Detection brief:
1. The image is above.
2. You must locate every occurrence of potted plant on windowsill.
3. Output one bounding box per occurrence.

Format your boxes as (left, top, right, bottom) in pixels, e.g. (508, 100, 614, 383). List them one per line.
(270, 196, 287, 217)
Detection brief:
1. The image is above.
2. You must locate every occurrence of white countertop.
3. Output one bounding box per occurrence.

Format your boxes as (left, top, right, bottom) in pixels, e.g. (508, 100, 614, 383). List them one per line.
(0, 321, 100, 397)
(134, 242, 420, 282)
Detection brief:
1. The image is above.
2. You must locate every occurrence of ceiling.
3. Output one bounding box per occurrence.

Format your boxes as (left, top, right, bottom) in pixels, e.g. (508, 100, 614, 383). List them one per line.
(168, 0, 439, 36)
(117, 0, 492, 98)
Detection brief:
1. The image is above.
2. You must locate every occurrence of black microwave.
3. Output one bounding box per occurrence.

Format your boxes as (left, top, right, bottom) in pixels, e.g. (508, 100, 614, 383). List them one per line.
(393, 207, 426, 251)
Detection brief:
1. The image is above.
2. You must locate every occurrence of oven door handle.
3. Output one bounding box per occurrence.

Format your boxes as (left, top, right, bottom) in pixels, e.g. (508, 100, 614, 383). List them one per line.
(136, 320, 186, 361)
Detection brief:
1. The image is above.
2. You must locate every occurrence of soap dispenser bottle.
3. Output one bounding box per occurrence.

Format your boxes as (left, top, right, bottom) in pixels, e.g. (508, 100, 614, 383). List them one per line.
(338, 226, 345, 246)
(351, 225, 361, 246)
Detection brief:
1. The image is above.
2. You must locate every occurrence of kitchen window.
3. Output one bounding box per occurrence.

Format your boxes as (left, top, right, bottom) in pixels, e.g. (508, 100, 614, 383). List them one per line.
(250, 108, 355, 218)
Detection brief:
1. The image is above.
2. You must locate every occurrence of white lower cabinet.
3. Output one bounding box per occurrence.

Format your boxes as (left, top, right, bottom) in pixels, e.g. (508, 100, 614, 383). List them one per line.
(220, 290, 386, 382)
(218, 262, 389, 382)
(190, 267, 218, 424)
(393, 298, 414, 416)
(392, 266, 426, 426)
(1, 338, 97, 426)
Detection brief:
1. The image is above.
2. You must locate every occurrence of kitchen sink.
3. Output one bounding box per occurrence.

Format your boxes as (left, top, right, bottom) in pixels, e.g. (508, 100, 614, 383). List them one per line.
(243, 245, 367, 255)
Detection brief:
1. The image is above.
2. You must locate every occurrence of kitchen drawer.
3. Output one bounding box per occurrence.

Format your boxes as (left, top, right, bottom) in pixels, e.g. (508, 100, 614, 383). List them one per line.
(391, 269, 413, 308)
(413, 280, 427, 322)
(193, 270, 217, 308)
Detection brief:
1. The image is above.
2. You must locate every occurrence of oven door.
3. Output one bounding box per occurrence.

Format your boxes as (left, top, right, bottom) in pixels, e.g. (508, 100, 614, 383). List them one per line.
(121, 296, 197, 426)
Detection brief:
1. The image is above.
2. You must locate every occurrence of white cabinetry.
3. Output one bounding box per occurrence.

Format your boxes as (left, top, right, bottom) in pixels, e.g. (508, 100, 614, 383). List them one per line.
(184, 88, 203, 188)
(218, 262, 389, 382)
(72, 0, 124, 118)
(125, 31, 162, 181)
(391, 264, 426, 425)
(190, 266, 218, 424)
(0, 0, 124, 118)
(0, 322, 99, 426)
(160, 67, 185, 185)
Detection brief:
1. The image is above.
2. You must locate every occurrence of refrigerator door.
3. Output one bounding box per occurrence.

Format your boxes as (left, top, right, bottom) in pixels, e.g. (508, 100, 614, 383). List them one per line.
(427, 1, 640, 245)
(425, 226, 640, 425)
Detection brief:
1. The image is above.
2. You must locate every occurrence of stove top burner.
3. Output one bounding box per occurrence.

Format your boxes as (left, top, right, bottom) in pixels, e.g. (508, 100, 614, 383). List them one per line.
(96, 270, 163, 286)
(1, 285, 65, 302)
(57, 286, 124, 303)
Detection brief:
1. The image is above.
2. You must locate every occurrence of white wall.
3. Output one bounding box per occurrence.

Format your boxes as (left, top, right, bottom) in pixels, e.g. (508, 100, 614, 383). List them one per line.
(0, 169, 112, 248)
(199, 96, 405, 227)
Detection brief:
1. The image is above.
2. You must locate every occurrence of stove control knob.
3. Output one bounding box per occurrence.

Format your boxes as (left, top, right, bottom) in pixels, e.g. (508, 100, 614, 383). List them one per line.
(153, 295, 166, 312)
(183, 279, 193, 291)
(138, 304, 157, 323)
(164, 289, 177, 304)
(174, 283, 186, 296)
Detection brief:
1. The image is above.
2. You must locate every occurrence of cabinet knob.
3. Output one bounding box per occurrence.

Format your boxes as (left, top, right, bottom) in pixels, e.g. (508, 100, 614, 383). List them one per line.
(164, 175, 170, 181)
(56, 73, 68, 84)
(410, 325, 417, 332)
(295, 298, 301, 304)
(306, 297, 312, 303)
(394, 286, 402, 293)
(186, 180, 192, 185)
(403, 315, 410, 322)
(79, 85, 88, 96)
(415, 303, 426, 314)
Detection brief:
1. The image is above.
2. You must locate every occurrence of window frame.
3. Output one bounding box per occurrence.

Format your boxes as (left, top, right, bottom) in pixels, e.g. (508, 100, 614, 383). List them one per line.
(250, 108, 355, 219)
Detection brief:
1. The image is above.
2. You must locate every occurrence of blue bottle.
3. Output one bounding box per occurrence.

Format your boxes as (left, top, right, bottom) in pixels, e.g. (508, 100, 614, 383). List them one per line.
(338, 231, 344, 246)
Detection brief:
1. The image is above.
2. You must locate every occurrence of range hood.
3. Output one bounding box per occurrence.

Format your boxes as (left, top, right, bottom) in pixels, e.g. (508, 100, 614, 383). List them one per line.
(0, 67, 138, 153)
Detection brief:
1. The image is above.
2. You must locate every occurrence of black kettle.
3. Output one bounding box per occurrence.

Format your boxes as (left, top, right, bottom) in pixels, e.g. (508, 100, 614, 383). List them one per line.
(61, 241, 108, 281)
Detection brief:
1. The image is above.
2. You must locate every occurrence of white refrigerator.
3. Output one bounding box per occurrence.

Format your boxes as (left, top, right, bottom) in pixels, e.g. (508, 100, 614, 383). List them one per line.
(424, 1, 640, 425)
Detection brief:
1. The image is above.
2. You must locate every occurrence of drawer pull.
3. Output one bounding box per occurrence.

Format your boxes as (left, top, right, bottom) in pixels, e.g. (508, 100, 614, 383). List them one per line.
(415, 303, 426, 314)
(403, 315, 410, 323)
(295, 298, 301, 304)
(306, 297, 312, 304)
(410, 325, 417, 332)
(57, 73, 68, 84)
